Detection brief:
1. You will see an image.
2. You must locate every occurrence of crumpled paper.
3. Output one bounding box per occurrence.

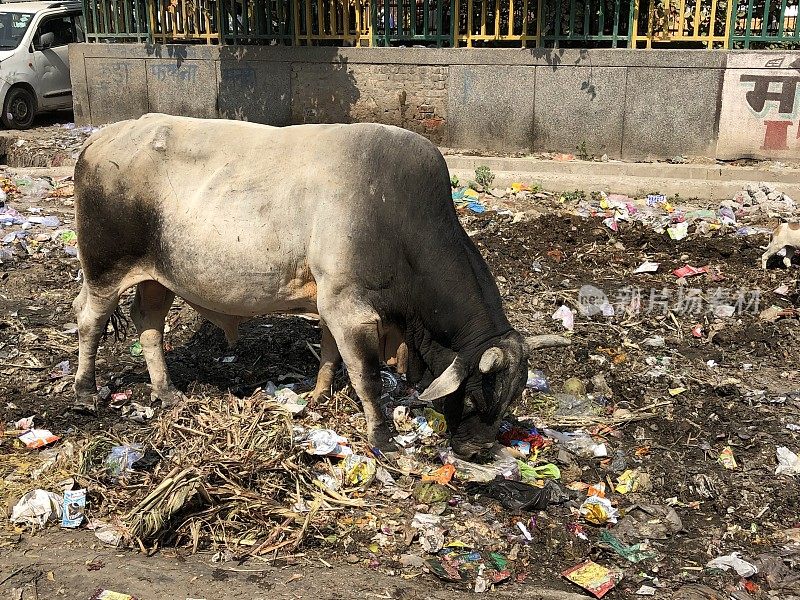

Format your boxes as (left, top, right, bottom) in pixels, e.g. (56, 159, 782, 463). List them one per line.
(10, 489, 63, 528)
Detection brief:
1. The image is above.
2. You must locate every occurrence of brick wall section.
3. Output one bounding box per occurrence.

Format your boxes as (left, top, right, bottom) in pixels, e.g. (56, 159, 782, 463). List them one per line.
(291, 63, 448, 144)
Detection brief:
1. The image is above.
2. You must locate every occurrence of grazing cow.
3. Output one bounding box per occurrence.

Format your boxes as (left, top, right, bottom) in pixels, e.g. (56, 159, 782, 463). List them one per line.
(72, 114, 568, 458)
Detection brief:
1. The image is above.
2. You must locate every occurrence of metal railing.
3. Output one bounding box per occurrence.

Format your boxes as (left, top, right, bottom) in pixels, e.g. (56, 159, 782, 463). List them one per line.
(83, 0, 150, 42)
(373, 0, 452, 46)
(541, 0, 632, 47)
(729, 0, 799, 47)
(453, 0, 539, 47)
(296, 0, 370, 45)
(149, 0, 218, 44)
(632, 0, 732, 48)
(82, 0, 800, 47)
(221, 0, 294, 44)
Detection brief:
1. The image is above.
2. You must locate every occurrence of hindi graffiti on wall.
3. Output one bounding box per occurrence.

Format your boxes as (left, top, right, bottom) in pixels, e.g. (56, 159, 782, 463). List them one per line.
(717, 54, 800, 160)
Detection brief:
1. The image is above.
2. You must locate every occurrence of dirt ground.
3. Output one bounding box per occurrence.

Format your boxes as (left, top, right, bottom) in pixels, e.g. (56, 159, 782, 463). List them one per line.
(1, 150, 800, 600)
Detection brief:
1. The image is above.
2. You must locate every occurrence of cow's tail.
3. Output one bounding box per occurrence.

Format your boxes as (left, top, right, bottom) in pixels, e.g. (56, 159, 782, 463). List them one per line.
(103, 306, 130, 342)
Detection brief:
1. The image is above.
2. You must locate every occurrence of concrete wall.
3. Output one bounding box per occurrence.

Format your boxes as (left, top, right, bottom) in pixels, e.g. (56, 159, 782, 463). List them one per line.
(69, 44, 800, 161)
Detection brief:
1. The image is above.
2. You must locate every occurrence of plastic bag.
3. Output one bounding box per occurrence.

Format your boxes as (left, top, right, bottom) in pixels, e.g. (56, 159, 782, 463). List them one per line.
(440, 446, 519, 482)
(105, 444, 145, 479)
(466, 477, 568, 511)
(543, 428, 607, 458)
(10, 489, 63, 528)
(775, 446, 800, 476)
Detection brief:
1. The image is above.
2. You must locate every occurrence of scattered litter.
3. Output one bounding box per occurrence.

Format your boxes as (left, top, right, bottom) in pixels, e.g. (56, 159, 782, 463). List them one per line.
(88, 520, 127, 547)
(775, 446, 800, 476)
(14, 415, 34, 430)
(413, 482, 452, 504)
(552, 305, 575, 330)
(426, 548, 510, 588)
(89, 590, 139, 600)
(61, 489, 86, 528)
(526, 369, 550, 392)
(706, 552, 757, 577)
(562, 560, 622, 598)
(544, 429, 607, 458)
(104, 444, 145, 480)
(667, 222, 689, 240)
(718, 446, 737, 470)
(672, 265, 708, 278)
(10, 489, 63, 528)
(50, 360, 70, 378)
(422, 464, 456, 485)
(579, 495, 619, 525)
(109, 390, 132, 408)
(598, 530, 656, 563)
(19, 428, 60, 449)
(342, 454, 376, 487)
(633, 261, 659, 274)
(615, 469, 649, 494)
(466, 478, 567, 511)
(299, 428, 352, 457)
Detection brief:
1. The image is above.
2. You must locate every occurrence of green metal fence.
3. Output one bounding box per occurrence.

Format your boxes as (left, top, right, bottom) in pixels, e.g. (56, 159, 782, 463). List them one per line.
(81, 0, 800, 46)
(541, 0, 633, 47)
(219, 0, 294, 44)
(730, 0, 799, 47)
(371, 0, 454, 46)
(83, 0, 149, 42)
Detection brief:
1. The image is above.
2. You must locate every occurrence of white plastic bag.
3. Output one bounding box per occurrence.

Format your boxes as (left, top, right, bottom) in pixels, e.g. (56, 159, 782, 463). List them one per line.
(10, 489, 63, 528)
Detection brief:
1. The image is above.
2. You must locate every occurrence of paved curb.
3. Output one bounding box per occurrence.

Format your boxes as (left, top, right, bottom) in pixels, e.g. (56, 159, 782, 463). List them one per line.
(445, 154, 800, 201)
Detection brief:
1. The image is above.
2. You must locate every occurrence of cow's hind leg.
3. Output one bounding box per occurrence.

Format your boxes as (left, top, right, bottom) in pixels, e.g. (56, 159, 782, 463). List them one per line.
(318, 299, 393, 451)
(73, 284, 121, 412)
(311, 320, 342, 404)
(130, 280, 184, 407)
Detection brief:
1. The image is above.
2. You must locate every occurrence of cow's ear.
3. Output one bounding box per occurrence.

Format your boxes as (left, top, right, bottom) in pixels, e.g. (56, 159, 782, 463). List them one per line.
(419, 356, 466, 401)
(479, 347, 508, 374)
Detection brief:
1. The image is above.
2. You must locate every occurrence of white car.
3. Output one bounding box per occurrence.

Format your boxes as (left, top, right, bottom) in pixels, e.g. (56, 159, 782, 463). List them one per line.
(0, 1, 84, 129)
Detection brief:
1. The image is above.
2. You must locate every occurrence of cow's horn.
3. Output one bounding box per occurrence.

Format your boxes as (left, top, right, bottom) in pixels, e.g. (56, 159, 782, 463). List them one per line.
(419, 356, 466, 401)
(524, 334, 572, 352)
(479, 347, 507, 374)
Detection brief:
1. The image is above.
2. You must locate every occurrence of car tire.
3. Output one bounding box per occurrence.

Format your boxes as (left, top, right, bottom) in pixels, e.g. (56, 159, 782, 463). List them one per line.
(2, 87, 36, 130)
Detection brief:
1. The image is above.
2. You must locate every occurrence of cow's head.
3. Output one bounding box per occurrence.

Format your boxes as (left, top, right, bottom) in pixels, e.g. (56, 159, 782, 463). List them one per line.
(419, 330, 534, 460)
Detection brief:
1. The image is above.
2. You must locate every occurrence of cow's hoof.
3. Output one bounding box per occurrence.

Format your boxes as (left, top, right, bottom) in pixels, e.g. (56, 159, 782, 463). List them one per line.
(153, 388, 187, 409)
(71, 395, 98, 415)
(368, 425, 398, 454)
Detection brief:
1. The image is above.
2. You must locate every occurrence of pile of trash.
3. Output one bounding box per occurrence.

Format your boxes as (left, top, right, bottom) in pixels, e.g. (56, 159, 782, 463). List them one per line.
(0, 122, 98, 168)
(9, 353, 799, 597)
(732, 182, 796, 218)
(450, 168, 793, 243)
(0, 172, 78, 263)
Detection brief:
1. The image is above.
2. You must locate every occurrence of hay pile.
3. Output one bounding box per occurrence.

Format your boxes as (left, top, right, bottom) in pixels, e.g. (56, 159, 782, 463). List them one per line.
(77, 392, 371, 555)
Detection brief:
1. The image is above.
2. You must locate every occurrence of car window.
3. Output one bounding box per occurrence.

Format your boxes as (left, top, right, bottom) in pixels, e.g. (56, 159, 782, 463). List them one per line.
(72, 15, 85, 42)
(0, 12, 34, 50)
(36, 15, 77, 48)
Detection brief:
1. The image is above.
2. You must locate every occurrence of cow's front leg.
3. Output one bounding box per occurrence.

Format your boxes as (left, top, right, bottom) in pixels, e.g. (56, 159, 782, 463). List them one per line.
(319, 305, 394, 452)
(130, 281, 185, 408)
